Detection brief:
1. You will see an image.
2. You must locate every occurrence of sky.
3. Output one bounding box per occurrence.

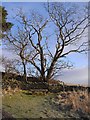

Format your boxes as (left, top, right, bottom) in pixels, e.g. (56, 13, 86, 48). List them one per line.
(0, 2, 89, 86)
(1, 0, 89, 2)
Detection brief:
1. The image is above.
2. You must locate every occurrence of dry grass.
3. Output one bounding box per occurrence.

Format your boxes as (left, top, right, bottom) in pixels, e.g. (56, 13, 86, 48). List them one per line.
(2, 86, 20, 95)
(69, 90, 89, 113)
(57, 90, 90, 114)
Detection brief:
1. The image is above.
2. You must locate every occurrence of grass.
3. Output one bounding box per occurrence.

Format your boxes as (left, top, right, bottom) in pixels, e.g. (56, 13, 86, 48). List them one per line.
(54, 90, 90, 116)
(68, 90, 90, 113)
(2, 90, 56, 118)
(2, 89, 90, 119)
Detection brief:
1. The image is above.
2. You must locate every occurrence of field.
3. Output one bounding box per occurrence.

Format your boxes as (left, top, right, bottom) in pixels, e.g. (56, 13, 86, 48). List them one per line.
(2, 89, 90, 119)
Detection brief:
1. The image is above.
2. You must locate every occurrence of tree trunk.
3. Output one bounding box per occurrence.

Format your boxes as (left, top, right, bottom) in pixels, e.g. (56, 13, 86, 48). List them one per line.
(22, 62, 27, 82)
(46, 59, 57, 81)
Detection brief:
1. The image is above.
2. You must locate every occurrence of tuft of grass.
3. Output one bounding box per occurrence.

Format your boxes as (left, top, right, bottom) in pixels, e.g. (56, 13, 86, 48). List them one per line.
(56, 90, 90, 114)
(69, 90, 90, 114)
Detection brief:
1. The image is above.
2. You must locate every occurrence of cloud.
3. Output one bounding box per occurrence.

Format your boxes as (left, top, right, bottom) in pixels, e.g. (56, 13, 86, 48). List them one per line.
(59, 66, 88, 86)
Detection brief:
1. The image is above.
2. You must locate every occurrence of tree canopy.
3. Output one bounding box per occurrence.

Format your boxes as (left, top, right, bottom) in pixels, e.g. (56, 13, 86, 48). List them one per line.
(4, 3, 88, 82)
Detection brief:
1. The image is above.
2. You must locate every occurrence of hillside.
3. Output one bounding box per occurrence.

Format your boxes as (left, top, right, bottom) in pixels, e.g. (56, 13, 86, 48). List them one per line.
(2, 90, 90, 119)
(2, 72, 90, 119)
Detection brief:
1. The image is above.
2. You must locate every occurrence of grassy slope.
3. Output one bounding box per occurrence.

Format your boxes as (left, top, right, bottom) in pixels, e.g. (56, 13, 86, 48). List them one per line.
(3, 91, 60, 118)
(2, 90, 90, 119)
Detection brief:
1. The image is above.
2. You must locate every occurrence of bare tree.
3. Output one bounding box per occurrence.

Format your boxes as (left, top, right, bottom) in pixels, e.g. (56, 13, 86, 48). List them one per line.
(5, 3, 88, 83)
(4, 14, 33, 82)
(2, 57, 20, 74)
(1, 56, 19, 80)
(45, 3, 88, 81)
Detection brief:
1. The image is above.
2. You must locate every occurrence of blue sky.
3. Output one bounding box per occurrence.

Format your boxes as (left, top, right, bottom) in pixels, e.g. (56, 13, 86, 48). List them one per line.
(1, 2, 88, 86)
(1, 0, 89, 2)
